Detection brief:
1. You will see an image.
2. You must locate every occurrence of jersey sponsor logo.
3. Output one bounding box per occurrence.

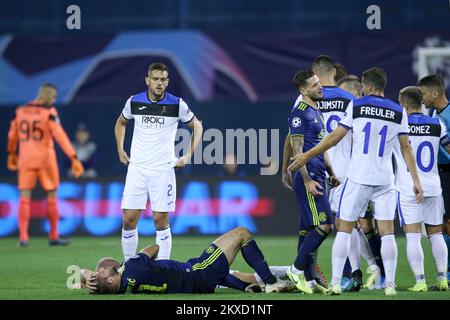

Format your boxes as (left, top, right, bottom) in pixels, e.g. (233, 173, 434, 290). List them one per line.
(292, 117, 301, 128)
(141, 116, 165, 128)
(138, 106, 147, 110)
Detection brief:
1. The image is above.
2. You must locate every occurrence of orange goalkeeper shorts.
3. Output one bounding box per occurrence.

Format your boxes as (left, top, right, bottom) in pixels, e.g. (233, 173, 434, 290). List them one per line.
(18, 164, 60, 191)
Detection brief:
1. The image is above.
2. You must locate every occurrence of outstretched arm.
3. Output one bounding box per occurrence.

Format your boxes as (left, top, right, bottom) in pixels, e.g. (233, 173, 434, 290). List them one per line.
(399, 134, 424, 204)
(324, 151, 340, 187)
(288, 125, 348, 172)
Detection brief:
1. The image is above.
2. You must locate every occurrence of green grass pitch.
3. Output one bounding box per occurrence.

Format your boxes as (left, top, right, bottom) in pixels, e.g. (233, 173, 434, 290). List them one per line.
(0, 235, 449, 300)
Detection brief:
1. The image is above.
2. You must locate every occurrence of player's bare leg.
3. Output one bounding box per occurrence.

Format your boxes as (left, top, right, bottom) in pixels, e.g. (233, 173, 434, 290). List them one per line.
(122, 209, 141, 261)
(18, 190, 32, 247)
(426, 224, 449, 290)
(153, 211, 172, 259)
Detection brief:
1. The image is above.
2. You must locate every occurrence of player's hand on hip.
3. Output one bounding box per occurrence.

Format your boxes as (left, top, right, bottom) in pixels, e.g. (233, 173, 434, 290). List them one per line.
(306, 180, 323, 196)
(175, 155, 188, 168)
(71, 159, 85, 178)
(282, 171, 293, 191)
(329, 175, 340, 188)
(413, 181, 424, 204)
(288, 154, 307, 172)
(7, 153, 18, 171)
(117, 149, 130, 165)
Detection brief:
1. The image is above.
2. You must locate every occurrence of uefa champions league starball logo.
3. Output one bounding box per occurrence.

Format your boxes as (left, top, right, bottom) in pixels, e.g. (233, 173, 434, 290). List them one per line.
(292, 117, 301, 128)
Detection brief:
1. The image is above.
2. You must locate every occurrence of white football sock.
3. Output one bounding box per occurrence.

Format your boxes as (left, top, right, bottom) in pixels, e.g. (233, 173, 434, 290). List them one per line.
(406, 232, 425, 283)
(290, 265, 304, 275)
(331, 232, 351, 286)
(349, 228, 361, 272)
(381, 234, 398, 287)
(122, 228, 138, 261)
(359, 228, 377, 267)
(428, 232, 448, 278)
(269, 266, 290, 279)
(156, 226, 172, 260)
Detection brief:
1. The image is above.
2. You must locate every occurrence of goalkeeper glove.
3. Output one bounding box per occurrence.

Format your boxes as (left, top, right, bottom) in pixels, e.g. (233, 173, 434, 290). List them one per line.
(71, 157, 85, 178)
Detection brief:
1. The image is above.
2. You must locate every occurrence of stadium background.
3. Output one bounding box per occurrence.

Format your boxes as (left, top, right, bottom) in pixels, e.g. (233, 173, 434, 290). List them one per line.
(1, 0, 450, 238)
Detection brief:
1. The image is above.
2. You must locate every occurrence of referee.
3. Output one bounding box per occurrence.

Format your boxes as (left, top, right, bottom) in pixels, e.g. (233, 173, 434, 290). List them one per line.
(418, 74, 450, 281)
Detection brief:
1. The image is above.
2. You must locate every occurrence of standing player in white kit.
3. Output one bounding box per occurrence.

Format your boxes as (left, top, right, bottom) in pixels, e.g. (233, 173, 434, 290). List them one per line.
(394, 86, 450, 292)
(114, 62, 203, 261)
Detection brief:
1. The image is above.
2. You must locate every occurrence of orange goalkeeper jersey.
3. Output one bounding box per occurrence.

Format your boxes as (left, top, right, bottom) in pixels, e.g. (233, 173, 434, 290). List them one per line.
(7, 101, 76, 169)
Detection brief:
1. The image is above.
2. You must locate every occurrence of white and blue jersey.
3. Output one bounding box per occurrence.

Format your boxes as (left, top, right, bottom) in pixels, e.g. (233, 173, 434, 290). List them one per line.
(122, 92, 194, 171)
(394, 113, 450, 197)
(339, 95, 409, 186)
(317, 86, 354, 180)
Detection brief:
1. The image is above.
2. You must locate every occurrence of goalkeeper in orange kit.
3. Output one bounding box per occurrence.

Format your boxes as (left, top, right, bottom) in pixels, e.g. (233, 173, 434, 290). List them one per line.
(7, 83, 85, 247)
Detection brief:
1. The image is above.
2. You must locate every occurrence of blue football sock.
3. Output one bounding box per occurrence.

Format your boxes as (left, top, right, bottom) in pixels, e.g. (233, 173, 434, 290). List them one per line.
(297, 230, 307, 253)
(443, 234, 450, 269)
(365, 228, 385, 276)
(294, 227, 328, 271)
(241, 237, 277, 284)
(343, 258, 352, 278)
(219, 274, 250, 291)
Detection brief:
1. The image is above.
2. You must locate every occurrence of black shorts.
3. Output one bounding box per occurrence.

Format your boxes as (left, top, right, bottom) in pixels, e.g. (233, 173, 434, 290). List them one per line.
(438, 164, 450, 221)
(187, 243, 229, 293)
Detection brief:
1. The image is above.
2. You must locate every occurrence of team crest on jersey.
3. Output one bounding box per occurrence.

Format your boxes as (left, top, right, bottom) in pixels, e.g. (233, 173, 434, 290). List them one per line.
(318, 212, 327, 222)
(292, 117, 301, 128)
(161, 106, 167, 114)
(206, 245, 215, 254)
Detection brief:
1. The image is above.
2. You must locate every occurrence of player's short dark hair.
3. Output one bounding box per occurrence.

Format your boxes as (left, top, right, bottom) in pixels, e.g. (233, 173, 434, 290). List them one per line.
(334, 63, 348, 83)
(399, 86, 423, 110)
(40, 83, 57, 91)
(312, 55, 335, 74)
(362, 67, 387, 91)
(417, 74, 445, 93)
(148, 62, 169, 75)
(293, 69, 315, 90)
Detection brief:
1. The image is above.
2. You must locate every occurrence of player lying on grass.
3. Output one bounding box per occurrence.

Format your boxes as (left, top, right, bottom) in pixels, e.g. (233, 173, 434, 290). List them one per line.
(81, 227, 292, 294)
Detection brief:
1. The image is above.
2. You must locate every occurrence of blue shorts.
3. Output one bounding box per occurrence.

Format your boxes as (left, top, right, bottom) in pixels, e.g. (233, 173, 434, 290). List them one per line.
(187, 243, 229, 293)
(294, 172, 333, 230)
